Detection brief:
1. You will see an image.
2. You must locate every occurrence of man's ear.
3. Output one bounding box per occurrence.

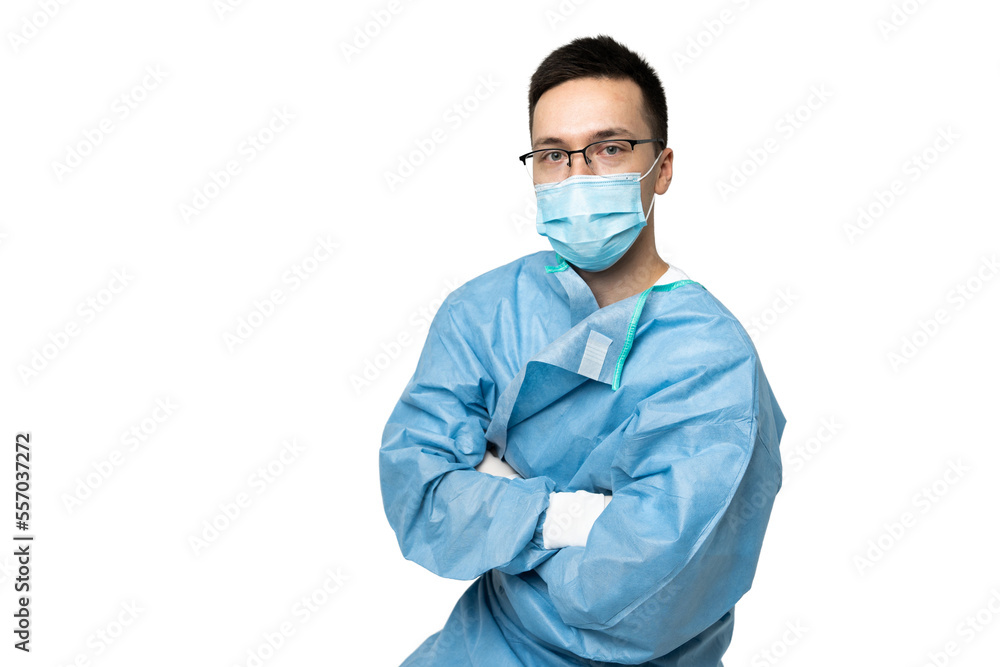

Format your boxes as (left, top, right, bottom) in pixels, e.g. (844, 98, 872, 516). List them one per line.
(655, 148, 673, 195)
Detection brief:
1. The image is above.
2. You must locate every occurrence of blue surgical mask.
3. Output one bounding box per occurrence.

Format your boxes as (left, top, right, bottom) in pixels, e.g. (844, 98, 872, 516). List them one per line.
(535, 152, 661, 272)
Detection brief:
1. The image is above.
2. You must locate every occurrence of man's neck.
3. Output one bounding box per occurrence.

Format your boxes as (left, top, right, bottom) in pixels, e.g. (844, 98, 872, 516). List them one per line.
(575, 230, 669, 309)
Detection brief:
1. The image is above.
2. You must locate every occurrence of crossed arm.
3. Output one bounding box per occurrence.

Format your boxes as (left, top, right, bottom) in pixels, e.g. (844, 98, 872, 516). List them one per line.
(475, 448, 610, 550)
(380, 297, 768, 650)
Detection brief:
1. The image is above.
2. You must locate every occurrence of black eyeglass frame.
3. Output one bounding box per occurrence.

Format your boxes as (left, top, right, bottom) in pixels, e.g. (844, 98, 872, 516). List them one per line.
(518, 138, 666, 168)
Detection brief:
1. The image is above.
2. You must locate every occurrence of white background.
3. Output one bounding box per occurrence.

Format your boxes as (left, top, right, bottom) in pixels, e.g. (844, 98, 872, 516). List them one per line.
(1, 0, 998, 665)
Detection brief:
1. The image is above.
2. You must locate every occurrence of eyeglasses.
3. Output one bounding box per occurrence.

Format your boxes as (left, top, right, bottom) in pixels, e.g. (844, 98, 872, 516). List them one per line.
(518, 138, 664, 184)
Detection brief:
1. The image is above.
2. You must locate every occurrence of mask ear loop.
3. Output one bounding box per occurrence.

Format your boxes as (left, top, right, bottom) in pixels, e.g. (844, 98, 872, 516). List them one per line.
(643, 195, 656, 221)
(640, 148, 665, 221)
(639, 149, 664, 181)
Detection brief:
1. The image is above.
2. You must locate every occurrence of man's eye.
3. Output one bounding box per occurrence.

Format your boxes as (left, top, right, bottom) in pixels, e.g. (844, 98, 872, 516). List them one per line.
(595, 142, 629, 158)
(541, 151, 565, 163)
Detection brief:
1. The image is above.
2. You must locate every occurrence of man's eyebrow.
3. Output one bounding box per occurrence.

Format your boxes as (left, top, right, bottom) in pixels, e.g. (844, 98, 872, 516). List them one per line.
(532, 127, 636, 149)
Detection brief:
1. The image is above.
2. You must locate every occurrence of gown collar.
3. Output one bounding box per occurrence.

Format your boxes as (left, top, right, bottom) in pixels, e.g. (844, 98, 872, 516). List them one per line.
(544, 252, 691, 327)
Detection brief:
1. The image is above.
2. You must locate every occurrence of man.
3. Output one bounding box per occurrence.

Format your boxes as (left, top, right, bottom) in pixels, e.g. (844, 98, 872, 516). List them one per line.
(380, 35, 785, 666)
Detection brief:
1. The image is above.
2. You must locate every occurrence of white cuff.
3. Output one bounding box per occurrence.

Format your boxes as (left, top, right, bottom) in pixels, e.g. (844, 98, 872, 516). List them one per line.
(474, 449, 522, 480)
(542, 490, 609, 549)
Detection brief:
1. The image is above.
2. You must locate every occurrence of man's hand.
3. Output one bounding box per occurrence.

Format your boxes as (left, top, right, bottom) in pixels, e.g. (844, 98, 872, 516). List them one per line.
(542, 490, 611, 549)
(474, 450, 611, 549)
(474, 448, 523, 479)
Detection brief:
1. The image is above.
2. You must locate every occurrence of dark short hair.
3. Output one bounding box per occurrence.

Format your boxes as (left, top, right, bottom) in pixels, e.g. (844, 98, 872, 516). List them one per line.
(528, 35, 668, 147)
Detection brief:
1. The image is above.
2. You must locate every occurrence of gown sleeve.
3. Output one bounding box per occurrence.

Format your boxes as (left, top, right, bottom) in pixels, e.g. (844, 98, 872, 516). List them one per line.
(529, 324, 784, 658)
(379, 293, 560, 580)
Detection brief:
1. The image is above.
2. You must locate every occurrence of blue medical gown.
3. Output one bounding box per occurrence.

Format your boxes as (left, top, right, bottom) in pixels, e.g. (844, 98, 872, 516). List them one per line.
(380, 251, 785, 666)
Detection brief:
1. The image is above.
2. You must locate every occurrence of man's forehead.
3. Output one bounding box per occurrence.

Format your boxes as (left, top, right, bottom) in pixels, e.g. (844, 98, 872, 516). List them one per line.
(531, 77, 647, 145)
(532, 126, 636, 149)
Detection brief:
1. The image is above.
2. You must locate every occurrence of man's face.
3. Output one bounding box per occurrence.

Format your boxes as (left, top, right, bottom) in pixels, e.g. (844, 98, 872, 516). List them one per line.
(530, 76, 673, 207)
